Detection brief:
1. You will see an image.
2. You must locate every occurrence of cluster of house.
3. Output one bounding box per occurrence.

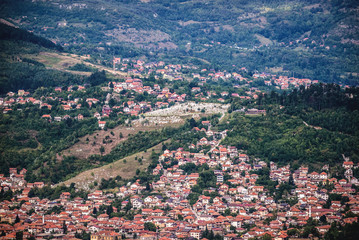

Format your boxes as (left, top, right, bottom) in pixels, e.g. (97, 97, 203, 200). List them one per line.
(1, 58, 327, 123)
(0, 88, 88, 119)
(1, 121, 358, 240)
(263, 76, 318, 90)
(0, 168, 44, 193)
(109, 78, 187, 105)
(1, 90, 36, 113)
(0, 80, 186, 130)
(189, 89, 254, 103)
(111, 58, 323, 100)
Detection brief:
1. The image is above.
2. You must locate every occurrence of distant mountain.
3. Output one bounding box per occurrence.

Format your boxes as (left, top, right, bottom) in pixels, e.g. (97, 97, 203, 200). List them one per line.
(0, 0, 359, 84)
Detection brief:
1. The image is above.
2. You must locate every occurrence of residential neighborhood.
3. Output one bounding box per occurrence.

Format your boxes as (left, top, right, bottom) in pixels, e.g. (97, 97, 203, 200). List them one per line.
(0, 121, 358, 240)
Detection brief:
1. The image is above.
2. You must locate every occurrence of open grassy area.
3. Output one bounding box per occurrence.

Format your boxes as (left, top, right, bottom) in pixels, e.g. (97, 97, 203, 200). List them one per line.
(22, 51, 129, 77)
(254, 34, 273, 46)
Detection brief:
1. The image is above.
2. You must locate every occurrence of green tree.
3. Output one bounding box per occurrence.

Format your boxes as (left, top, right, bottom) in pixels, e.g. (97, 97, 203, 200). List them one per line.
(144, 222, 157, 232)
(106, 205, 113, 215)
(100, 146, 105, 155)
(15, 232, 23, 240)
(124, 200, 132, 213)
(62, 221, 67, 234)
(15, 215, 20, 223)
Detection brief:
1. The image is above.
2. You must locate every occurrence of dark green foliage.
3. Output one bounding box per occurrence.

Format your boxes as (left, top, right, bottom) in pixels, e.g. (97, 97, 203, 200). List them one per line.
(106, 205, 113, 215)
(15, 231, 23, 240)
(325, 221, 359, 240)
(124, 200, 132, 213)
(62, 221, 67, 234)
(99, 177, 122, 190)
(202, 229, 223, 240)
(0, 23, 62, 51)
(0, 188, 13, 202)
(223, 84, 359, 169)
(21, 58, 45, 67)
(0, 60, 84, 94)
(302, 218, 320, 238)
(198, 170, 217, 189)
(144, 222, 157, 232)
(0, 101, 101, 183)
(28, 184, 87, 200)
(180, 163, 198, 174)
(187, 192, 200, 206)
(75, 230, 91, 240)
(46, 206, 64, 215)
(86, 70, 108, 86)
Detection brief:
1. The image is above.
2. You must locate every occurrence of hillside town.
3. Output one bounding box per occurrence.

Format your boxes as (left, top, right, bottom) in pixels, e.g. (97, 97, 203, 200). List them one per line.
(0, 119, 358, 240)
(2, 0, 359, 239)
(0, 59, 357, 240)
(0, 58, 321, 121)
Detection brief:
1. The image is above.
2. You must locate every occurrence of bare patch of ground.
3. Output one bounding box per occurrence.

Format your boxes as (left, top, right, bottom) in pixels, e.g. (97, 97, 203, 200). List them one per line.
(107, 27, 170, 44)
(303, 4, 320, 10)
(255, 34, 273, 46)
(60, 103, 228, 189)
(0, 18, 17, 28)
(60, 121, 172, 160)
(178, 20, 202, 26)
(106, 27, 178, 50)
(222, 25, 234, 32)
(60, 140, 168, 190)
(267, 66, 285, 73)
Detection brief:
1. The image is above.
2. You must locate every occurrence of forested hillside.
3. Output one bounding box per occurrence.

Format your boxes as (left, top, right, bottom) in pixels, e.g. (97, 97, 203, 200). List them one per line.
(1, 0, 359, 84)
(224, 84, 359, 174)
(0, 23, 84, 94)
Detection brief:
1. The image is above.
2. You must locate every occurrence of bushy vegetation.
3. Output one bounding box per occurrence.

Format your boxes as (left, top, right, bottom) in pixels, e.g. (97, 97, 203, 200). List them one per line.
(28, 183, 88, 200)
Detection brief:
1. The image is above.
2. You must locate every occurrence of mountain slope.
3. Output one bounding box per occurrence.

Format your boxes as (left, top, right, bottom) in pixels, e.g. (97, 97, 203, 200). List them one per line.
(1, 0, 359, 84)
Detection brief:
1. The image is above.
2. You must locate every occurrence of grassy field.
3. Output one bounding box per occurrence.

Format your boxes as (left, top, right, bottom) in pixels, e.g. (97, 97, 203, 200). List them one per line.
(22, 51, 130, 77)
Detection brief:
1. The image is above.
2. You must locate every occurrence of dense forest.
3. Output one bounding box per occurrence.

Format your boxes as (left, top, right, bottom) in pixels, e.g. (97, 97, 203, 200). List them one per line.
(223, 84, 359, 172)
(0, 23, 62, 51)
(0, 27, 84, 94)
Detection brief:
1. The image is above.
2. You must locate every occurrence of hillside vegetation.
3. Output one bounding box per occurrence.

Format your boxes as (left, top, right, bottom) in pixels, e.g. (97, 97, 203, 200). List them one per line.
(224, 84, 359, 174)
(1, 0, 359, 84)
